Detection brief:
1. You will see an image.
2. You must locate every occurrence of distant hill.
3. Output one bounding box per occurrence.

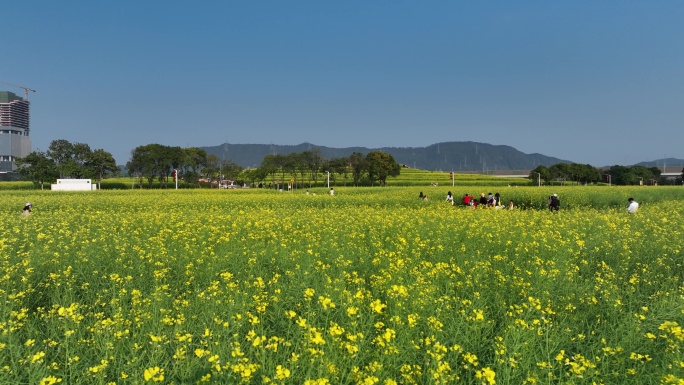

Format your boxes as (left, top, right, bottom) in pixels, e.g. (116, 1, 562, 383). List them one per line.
(634, 158, 684, 175)
(634, 158, 684, 168)
(201, 141, 570, 171)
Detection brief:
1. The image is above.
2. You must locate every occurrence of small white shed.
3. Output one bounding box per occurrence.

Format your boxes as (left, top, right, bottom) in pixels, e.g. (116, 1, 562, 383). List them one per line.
(51, 179, 96, 191)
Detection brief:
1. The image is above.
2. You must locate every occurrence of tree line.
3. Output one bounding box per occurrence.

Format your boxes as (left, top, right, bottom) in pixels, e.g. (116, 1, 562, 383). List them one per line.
(127, 145, 401, 188)
(252, 149, 402, 188)
(16, 139, 119, 189)
(529, 163, 672, 185)
(16, 141, 402, 188)
(126, 144, 243, 188)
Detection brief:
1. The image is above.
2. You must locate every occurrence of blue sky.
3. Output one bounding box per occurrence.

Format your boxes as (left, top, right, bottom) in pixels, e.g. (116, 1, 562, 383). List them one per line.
(2, 1, 683, 167)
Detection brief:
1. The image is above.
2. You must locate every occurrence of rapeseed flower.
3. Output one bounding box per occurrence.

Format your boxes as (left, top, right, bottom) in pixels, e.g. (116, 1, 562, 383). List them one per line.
(143, 366, 164, 382)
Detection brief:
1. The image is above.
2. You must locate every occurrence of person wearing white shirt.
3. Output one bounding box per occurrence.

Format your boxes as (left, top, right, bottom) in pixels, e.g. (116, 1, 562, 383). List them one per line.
(627, 198, 639, 214)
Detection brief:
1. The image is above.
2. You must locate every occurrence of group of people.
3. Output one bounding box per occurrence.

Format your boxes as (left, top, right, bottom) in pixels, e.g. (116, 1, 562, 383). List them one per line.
(436, 191, 639, 214)
(443, 191, 514, 210)
(547, 194, 638, 214)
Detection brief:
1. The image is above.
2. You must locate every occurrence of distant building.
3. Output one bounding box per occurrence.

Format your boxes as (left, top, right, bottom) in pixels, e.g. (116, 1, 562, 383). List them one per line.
(0, 91, 31, 172)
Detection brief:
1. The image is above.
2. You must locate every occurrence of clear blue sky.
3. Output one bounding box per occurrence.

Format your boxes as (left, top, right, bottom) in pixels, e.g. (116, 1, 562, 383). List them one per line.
(3, 1, 683, 167)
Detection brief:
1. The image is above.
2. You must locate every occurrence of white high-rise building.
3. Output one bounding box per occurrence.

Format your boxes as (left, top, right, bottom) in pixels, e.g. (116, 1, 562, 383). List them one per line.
(0, 91, 31, 172)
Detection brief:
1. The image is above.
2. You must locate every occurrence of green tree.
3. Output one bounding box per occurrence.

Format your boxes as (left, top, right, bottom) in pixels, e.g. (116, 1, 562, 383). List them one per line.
(72, 142, 93, 178)
(548, 163, 572, 185)
(607, 165, 632, 185)
(529, 165, 550, 185)
(568, 163, 601, 185)
(327, 157, 350, 186)
(204, 154, 221, 182)
(283, 153, 299, 188)
(127, 144, 182, 188)
(182, 147, 208, 187)
(349, 152, 366, 186)
(47, 139, 77, 178)
(244, 167, 268, 187)
(127, 145, 153, 187)
(46, 139, 96, 179)
(87, 149, 120, 183)
(16, 151, 58, 189)
(259, 154, 282, 188)
(366, 151, 401, 186)
(221, 160, 244, 183)
(629, 166, 658, 186)
(302, 149, 324, 187)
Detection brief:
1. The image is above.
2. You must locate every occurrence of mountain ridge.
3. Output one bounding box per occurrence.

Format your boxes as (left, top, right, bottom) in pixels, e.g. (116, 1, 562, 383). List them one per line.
(200, 141, 683, 171)
(201, 141, 570, 171)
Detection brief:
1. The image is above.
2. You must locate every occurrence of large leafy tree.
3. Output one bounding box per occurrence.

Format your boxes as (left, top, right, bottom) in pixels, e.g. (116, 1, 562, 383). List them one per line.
(283, 153, 300, 188)
(327, 157, 350, 186)
(127, 145, 153, 187)
(258, 154, 283, 188)
(548, 163, 572, 185)
(42, 139, 118, 182)
(71, 142, 93, 178)
(127, 144, 184, 188)
(568, 164, 601, 185)
(47, 139, 77, 178)
(16, 151, 58, 189)
(182, 147, 208, 187)
(47, 139, 92, 178)
(302, 149, 324, 187)
(607, 165, 633, 185)
(607, 164, 661, 185)
(529, 165, 550, 185)
(204, 154, 221, 181)
(220, 160, 243, 183)
(87, 149, 120, 183)
(349, 152, 366, 186)
(366, 151, 401, 186)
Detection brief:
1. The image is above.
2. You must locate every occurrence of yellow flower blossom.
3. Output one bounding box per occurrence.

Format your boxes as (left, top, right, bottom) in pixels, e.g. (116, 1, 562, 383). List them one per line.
(143, 366, 165, 382)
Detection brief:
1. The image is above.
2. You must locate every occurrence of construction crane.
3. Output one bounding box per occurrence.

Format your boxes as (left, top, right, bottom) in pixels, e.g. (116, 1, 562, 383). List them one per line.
(0, 81, 36, 101)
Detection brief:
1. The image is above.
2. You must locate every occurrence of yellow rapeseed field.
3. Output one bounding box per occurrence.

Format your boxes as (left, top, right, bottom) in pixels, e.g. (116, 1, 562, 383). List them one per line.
(1, 187, 683, 384)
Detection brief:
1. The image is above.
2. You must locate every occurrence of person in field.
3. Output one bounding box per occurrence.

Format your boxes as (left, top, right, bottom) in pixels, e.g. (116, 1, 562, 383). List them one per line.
(446, 191, 454, 205)
(22, 202, 32, 217)
(462, 193, 472, 206)
(479, 193, 488, 207)
(548, 194, 560, 211)
(627, 197, 639, 214)
(329, 188, 334, 196)
(494, 193, 502, 208)
(487, 192, 495, 206)
(508, 200, 514, 210)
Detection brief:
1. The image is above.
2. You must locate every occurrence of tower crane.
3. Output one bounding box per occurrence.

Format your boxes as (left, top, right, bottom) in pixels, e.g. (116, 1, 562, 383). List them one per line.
(0, 81, 36, 101)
